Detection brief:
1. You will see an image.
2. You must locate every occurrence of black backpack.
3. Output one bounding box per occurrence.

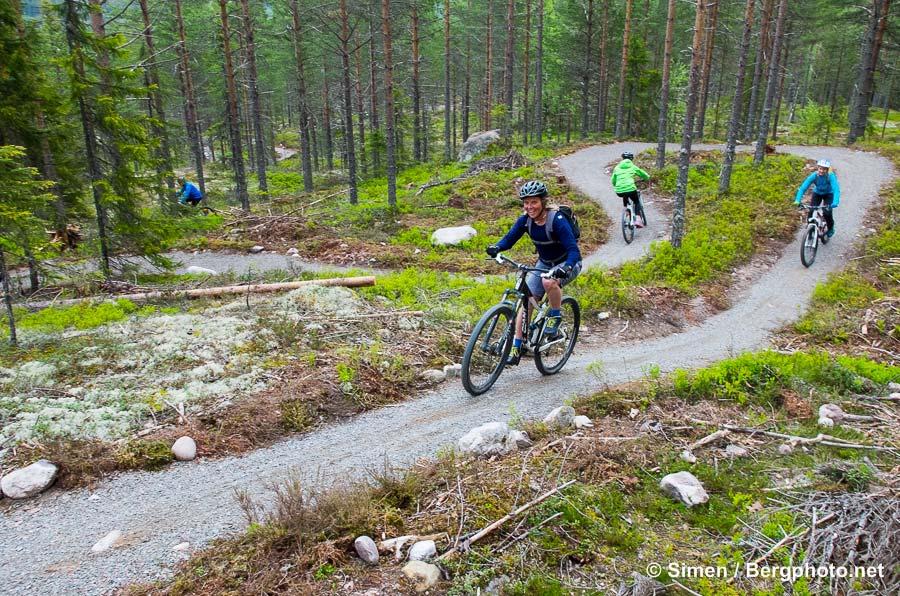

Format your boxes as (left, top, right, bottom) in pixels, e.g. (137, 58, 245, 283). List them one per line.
(527, 205, 581, 244)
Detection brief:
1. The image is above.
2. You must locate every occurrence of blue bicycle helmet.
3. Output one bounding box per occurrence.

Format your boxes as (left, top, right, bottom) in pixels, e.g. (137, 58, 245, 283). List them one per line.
(518, 180, 548, 199)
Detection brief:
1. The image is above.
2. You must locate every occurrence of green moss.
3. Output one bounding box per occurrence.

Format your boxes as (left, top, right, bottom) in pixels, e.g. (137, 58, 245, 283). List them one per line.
(115, 440, 173, 471)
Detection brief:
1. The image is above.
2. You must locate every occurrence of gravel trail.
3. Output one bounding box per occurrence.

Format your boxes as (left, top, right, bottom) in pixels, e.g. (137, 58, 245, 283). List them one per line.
(0, 144, 893, 595)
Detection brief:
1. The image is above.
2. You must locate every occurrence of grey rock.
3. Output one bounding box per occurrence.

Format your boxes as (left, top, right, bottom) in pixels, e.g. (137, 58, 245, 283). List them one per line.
(458, 130, 501, 162)
(91, 530, 123, 553)
(286, 248, 299, 256)
(431, 225, 477, 246)
(680, 450, 697, 464)
(249, 245, 265, 254)
(639, 420, 663, 433)
(725, 444, 749, 458)
(172, 437, 197, 462)
(402, 560, 441, 592)
(485, 575, 511, 595)
(818, 403, 845, 423)
(543, 405, 576, 428)
(420, 369, 447, 383)
(443, 363, 462, 379)
(660, 471, 709, 507)
(508, 430, 533, 450)
(407, 540, 436, 561)
(778, 443, 794, 455)
(458, 422, 510, 457)
(1, 460, 58, 499)
(888, 382, 899, 391)
(354, 536, 379, 565)
(597, 311, 611, 321)
(573, 415, 594, 429)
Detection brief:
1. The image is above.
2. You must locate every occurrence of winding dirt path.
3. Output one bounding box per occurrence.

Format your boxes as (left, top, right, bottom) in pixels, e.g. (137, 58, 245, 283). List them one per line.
(0, 144, 893, 596)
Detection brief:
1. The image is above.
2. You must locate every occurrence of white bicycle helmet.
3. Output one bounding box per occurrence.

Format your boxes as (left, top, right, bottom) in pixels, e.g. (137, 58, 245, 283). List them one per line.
(816, 159, 831, 168)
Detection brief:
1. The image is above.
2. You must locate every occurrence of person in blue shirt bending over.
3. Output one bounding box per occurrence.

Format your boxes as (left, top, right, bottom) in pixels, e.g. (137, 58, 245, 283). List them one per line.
(795, 159, 840, 238)
(486, 180, 582, 366)
(178, 177, 204, 207)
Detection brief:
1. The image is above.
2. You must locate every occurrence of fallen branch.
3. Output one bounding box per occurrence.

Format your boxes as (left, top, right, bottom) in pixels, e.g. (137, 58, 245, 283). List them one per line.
(22, 276, 377, 309)
(687, 429, 730, 451)
(378, 532, 447, 561)
(436, 479, 577, 561)
(688, 418, 897, 452)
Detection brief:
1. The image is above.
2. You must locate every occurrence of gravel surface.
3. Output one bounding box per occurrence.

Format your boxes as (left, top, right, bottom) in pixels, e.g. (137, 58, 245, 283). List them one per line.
(0, 144, 893, 596)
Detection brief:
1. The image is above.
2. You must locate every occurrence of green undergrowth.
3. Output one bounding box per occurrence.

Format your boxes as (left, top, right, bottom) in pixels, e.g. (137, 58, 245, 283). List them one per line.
(621, 153, 804, 292)
(0, 299, 178, 337)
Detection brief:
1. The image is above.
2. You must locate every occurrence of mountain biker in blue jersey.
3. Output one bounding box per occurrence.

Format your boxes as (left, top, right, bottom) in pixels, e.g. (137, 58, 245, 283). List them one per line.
(795, 159, 840, 238)
(486, 180, 582, 365)
(178, 177, 204, 207)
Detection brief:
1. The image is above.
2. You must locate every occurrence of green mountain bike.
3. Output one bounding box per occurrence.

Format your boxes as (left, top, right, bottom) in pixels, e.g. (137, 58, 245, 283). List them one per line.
(460, 254, 581, 396)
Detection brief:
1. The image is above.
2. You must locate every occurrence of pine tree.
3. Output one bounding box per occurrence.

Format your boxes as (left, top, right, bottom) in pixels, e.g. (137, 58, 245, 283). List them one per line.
(719, 0, 756, 194)
(753, 0, 787, 164)
(615, 0, 634, 138)
(290, 0, 314, 192)
(218, 0, 250, 210)
(238, 0, 268, 195)
(381, 0, 397, 208)
(656, 0, 677, 169)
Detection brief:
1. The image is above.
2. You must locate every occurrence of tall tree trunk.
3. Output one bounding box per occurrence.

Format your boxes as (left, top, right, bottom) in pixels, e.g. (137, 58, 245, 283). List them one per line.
(753, 0, 787, 164)
(847, 0, 891, 144)
(828, 41, 846, 118)
(322, 59, 334, 171)
(656, 0, 677, 169)
(614, 0, 634, 138)
(719, 0, 755, 194)
(381, 0, 397, 207)
(463, 0, 472, 141)
(0, 250, 17, 347)
(694, 0, 719, 138)
(711, 42, 728, 138)
(484, 0, 494, 129)
(581, 0, 594, 138)
(218, 0, 250, 210)
(354, 32, 368, 176)
(596, 0, 609, 132)
(64, 0, 110, 277)
(502, 0, 515, 137)
(339, 0, 358, 203)
(174, 0, 205, 194)
(411, 3, 422, 162)
(369, 5, 381, 172)
(444, 0, 452, 159)
(771, 23, 790, 140)
(239, 0, 267, 194)
(522, 0, 531, 143)
(672, 0, 707, 248)
(744, 0, 774, 139)
(139, 0, 174, 208)
(535, 0, 544, 142)
(289, 0, 314, 192)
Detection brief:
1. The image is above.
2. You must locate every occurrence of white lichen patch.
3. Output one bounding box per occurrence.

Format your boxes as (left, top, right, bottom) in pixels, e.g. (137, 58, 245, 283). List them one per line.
(276, 286, 364, 319)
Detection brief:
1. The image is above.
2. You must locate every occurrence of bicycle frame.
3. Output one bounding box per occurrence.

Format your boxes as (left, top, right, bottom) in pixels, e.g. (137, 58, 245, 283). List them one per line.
(494, 255, 553, 353)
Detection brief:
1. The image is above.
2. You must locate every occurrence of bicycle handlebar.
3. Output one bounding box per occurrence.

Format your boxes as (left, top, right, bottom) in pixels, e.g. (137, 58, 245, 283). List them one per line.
(494, 253, 554, 277)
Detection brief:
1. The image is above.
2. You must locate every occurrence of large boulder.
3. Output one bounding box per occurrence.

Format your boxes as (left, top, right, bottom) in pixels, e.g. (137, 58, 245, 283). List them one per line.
(660, 471, 709, 507)
(1, 459, 58, 499)
(458, 422, 510, 457)
(458, 130, 501, 162)
(431, 225, 477, 246)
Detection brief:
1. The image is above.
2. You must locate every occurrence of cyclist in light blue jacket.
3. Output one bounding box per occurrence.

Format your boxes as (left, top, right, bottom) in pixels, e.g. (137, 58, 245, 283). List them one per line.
(795, 159, 840, 238)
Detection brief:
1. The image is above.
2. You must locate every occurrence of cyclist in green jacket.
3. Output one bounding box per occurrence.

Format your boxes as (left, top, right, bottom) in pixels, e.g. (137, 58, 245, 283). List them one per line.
(611, 152, 650, 227)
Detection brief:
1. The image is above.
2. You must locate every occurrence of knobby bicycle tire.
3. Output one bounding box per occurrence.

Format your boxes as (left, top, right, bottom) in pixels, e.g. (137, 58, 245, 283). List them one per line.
(461, 303, 516, 396)
(801, 225, 818, 268)
(622, 208, 635, 244)
(534, 296, 580, 375)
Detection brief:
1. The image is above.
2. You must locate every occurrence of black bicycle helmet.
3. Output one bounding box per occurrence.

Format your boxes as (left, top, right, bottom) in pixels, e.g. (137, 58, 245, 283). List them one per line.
(621, 152, 634, 160)
(518, 180, 548, 199)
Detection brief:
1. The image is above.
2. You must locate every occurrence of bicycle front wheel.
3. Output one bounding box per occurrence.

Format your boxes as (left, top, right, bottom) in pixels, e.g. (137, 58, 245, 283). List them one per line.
(800, 225, 818, 268)
(461, 303, 516, 396)
(622, 209, 635, 244)
(534, 296, 580, 375)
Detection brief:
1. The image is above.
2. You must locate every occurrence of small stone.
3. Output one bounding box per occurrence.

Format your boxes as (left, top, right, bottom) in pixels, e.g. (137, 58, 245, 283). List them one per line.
(629, 408, 639, 419)
(573, 415, 594, 429)
(778, 443, 794, 455)
(431, 225, 477, 246)
(543, 405, 576, 428)
(402, 561, 441, 592)
(818, 403, 845, 423)
(888, 382, 899, 391)
(91, 530, 123, 553)
(172, 542, 190, 552)
(185, 265, 217, 275)
(660, 471, 709, 507)
(507, 430, 533, 450)
(818, 416, 835, 428)
(414, 248, 422, 254)
(172, 436, 197, 461)
(680, 450, 697, 463)
(354, 536, 379, 565)
(890, 391, 900, 399)
(286, 247, 299, 256)
(249, 245, 265, 253)
(597, 311, 611, 321)
(640, 420, 663, 433)
(0, 460, 58, 499)
(420, 369, 447, 383)
(458, 422, 510, 457)
(443, 364, 460, 379)
(725, 444, 749, 458)
(407, 540, 436, 561)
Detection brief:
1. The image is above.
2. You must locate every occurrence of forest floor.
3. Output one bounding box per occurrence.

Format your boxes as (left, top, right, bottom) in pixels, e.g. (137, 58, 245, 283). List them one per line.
(0, 142, 896, 596)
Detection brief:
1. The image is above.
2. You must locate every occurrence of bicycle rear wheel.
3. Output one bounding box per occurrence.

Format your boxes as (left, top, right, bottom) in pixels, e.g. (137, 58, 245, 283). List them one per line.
(622, 208, 635, 244)
(534, 297, 580, 375)
(800, 225, 818, 268)
(461, 303, 516, 396)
